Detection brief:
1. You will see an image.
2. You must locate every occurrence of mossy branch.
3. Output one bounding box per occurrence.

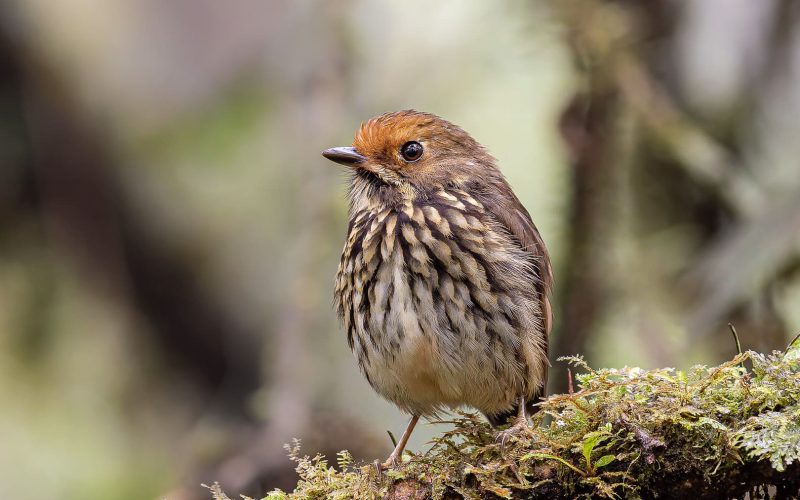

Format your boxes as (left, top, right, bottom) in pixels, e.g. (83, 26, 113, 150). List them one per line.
(209, 346, 800, 500)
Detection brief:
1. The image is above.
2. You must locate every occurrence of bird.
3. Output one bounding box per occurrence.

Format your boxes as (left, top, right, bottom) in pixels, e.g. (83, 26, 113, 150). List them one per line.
(322, 110, 552, 468)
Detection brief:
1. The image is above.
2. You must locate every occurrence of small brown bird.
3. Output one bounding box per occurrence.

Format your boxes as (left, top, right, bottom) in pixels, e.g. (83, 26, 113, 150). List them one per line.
(323, 111, 552, 467)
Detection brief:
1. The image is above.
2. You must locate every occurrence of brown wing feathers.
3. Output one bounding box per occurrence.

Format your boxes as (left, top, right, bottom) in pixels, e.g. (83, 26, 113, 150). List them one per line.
(470, 178, 552, 424)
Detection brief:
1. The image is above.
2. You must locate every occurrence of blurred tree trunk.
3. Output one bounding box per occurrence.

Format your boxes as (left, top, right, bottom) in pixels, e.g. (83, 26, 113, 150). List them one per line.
(553, 90, 620, 393)
(0, 5, 262, 414)
(551, 0, 800, 393)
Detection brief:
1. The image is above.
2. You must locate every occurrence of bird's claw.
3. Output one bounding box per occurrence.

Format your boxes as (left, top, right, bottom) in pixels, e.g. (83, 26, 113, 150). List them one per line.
(372, 454, 400, 483)
(379, 453, 401, 470)
(495, 420, 532, 449)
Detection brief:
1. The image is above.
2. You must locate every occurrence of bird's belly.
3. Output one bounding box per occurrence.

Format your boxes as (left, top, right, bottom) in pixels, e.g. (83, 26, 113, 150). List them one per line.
(352, 256, 526, 417)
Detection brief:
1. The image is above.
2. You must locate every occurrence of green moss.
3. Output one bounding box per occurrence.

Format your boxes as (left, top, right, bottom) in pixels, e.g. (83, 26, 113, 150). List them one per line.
(209, 346, 800, 499)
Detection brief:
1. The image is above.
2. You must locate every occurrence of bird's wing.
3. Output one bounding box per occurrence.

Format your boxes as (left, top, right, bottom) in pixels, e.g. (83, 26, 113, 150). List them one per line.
(469, 177, 553, 421)
(469, 178, 553, 336)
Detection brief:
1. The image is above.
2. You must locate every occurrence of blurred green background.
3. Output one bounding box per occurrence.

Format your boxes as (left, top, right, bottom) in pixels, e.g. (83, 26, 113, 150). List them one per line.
(1, 1, 799, 498)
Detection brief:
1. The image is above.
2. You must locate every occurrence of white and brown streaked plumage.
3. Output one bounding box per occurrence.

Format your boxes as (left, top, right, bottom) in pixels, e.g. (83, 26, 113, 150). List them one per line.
(323, 110, 552, 467)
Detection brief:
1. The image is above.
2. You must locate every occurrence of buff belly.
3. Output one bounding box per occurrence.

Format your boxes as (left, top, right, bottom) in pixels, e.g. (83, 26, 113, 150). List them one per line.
(353, 258, 527, 415)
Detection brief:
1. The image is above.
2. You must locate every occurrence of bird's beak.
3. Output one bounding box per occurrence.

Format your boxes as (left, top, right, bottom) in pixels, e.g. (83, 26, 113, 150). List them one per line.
(322, 146, 366, 167)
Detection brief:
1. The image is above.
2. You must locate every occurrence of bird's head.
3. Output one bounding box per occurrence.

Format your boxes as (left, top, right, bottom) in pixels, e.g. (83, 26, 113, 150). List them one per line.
(323, 110, 498, 200)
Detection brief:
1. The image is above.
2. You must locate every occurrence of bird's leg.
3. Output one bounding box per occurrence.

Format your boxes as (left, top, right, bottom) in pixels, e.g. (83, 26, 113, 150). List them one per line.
(381, 415, 419, 469)
(496, 396, 532, 447)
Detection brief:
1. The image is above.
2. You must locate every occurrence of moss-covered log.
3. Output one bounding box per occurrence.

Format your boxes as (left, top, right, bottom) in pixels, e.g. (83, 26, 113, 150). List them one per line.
(208, 345, 800, 500)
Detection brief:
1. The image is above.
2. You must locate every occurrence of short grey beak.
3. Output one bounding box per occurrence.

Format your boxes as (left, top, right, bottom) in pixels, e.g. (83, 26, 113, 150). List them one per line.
(322, 146, 365, 166)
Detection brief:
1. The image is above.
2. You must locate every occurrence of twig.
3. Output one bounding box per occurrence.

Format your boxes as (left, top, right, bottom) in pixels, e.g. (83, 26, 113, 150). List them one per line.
(728, 323, 742, 356)
(567, 368, 575, 394)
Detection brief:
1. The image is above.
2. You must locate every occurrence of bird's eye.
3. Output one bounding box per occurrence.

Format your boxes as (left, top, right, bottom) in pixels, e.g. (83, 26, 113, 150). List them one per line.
(400, 141, 423, 162)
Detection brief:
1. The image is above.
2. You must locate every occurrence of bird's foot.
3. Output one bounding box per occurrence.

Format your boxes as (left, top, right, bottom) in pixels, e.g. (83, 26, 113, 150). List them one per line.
(377, 451, 402, 471)
(378, 415, 419, 470)
(495, 419, 532, 448)
(372, 452, 402, 482)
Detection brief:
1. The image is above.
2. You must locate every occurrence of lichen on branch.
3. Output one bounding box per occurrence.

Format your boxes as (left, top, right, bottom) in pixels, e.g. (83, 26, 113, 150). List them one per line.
(209, 344, 800, 500)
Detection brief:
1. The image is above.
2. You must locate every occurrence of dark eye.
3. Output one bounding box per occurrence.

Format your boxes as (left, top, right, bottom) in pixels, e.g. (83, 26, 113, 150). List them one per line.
(400, 141, 423, 162)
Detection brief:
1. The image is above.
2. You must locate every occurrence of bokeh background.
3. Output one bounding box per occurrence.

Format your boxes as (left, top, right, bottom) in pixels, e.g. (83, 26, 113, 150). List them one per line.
(2, 1, 800, 498)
